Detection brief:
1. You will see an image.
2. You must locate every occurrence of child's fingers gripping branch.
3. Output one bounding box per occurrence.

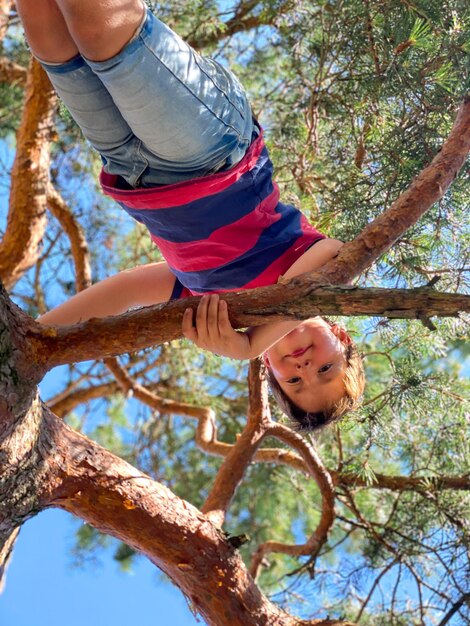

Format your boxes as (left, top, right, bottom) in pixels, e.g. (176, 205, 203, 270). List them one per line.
(182, 295, 251, 360)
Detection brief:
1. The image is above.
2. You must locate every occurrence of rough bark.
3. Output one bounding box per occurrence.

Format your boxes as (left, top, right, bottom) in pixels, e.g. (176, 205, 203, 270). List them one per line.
(2, 394, 353, 626)
(0, 287, 48, 591)
(28, 285, 470, 369)
(0, 59, 56, 289)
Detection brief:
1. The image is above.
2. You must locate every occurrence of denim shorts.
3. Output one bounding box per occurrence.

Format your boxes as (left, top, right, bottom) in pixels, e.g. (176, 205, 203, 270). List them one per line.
(40, 9, 255, 187)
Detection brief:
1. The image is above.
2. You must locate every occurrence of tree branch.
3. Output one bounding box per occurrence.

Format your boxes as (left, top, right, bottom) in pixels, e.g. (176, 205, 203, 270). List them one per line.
(101, 356, 235, 461)
(48, 381, 122, 417)
(202, 360, 271, 526)
(188, 0, 293, 49)
(103, 356, 217, 419)
(250, 424, 335, 579)
(46, 183, 92, 293)
(22, 98, 470, 368)
(0, 528, 19, 594)
(437, 592, 470, 626)
(318, 96, 470, 285)
(0, 60, 56, 289)
(40, 405, 355, 626)
(28, 285, 470, 369)
(23, 96, 470, 369)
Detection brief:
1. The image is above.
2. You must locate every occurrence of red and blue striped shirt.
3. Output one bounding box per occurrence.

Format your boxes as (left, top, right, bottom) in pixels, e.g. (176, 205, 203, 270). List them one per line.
(100, 128, 325, 298)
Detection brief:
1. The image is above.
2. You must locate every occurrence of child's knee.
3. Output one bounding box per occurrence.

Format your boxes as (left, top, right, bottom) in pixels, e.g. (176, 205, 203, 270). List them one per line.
(56, 0, 145, 62)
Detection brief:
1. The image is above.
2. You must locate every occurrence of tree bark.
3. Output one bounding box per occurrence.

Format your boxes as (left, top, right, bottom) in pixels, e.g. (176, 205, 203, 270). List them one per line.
(46, 184, 92, 293)
(44, 405, 353, 626)
(0, 60, 56, 289)
(0, 285, 356, 625)
(0, 56, 27, 84)
(2, 396, 354, 626)
(0, 287, 48, 590)
(29, 285, 469, 369)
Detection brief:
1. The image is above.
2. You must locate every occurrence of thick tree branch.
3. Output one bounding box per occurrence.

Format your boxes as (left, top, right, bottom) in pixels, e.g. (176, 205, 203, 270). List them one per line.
(0, 60, 56, 289)
(39, 405, 354, 626)
(29, 285, 470, 369)
(0, 288, 48, 592)
(24, 97, 470, 368)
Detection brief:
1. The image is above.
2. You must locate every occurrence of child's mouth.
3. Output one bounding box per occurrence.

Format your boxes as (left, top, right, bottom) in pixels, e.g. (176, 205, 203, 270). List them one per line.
(288, 346, 311, 358)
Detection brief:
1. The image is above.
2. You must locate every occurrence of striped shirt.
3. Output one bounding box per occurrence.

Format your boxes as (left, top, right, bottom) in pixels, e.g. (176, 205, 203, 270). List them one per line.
(100, 128, 325, 298)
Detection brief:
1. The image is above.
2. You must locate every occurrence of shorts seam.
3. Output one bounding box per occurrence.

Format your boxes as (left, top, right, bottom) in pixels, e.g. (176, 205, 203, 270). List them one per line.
(130, 139, 149, 187)
(139, 35, 245, 140)
(192, 54, 246, 119)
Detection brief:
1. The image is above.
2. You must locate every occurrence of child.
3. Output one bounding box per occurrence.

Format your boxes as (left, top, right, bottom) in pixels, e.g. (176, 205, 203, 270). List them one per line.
(19, 0, 364, 430)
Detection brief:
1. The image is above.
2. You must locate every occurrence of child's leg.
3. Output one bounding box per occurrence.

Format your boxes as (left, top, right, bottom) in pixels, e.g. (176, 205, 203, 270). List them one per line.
(38, 261, 177, 326)
(54, 0, 145, 63)
(54, 0, 255, 185)
(17, 0, 150, 187)
(16, 0, 78, 63)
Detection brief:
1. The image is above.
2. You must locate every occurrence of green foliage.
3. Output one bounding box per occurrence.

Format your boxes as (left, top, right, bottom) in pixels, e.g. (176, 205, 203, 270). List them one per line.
(2, 0, 469, 623)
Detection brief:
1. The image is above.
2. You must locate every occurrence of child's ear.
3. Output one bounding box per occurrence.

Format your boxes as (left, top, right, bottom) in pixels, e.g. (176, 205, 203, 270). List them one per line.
(330, 324, 352, 345)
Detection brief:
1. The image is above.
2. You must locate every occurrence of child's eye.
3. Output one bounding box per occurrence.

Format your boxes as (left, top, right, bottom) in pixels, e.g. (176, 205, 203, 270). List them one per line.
(286, 376, 301, 384)
(318, 364, 332, 374)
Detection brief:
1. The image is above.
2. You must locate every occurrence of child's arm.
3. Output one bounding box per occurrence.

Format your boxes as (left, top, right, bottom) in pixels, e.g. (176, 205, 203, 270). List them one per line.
(182, 238, 344, 359)
(38, 262, 176, 325)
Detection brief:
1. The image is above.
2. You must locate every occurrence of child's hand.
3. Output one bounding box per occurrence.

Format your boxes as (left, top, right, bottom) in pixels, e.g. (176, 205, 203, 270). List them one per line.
(182, 294, 251, 360)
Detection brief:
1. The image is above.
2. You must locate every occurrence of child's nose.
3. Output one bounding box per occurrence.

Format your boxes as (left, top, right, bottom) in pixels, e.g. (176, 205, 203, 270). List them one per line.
(296, 359, 311, 369)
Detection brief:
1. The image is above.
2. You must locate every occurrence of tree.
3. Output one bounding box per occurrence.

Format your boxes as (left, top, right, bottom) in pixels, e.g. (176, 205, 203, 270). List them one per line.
(0, 1, 469, 624)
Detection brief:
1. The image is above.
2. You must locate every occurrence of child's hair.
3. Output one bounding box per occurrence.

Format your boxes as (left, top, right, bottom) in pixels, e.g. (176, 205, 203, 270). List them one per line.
(266, 341, 365, 432)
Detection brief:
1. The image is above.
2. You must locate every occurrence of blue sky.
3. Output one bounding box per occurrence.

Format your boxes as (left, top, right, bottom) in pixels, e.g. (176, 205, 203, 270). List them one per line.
(0, 509, 199, 626)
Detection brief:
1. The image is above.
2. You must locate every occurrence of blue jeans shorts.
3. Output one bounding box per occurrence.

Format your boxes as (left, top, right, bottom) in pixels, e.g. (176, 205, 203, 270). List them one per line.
(40, 9, 255, 187)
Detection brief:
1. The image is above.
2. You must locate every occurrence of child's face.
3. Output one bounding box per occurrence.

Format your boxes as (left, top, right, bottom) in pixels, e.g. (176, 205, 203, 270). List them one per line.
(264, 318, 350, 413)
